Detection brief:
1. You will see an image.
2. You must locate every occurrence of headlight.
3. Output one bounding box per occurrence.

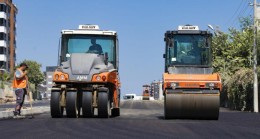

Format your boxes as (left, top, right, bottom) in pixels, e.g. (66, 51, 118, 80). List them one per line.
(170, 82, 178, 89)
(96, 75, 101, 81)
(54, 74, 59, 80)
(209, 83, 215, 87)
(171, 83, 177, 87)
(60, 74, 65, 80)
(207, 83, 215, 90)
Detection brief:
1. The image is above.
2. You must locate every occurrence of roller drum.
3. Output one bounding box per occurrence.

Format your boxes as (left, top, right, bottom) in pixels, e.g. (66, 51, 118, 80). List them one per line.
(164, 93, 219, 119)
(142, 96, 150, 100)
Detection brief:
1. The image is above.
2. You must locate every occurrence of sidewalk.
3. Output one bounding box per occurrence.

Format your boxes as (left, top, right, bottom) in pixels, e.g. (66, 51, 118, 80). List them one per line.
(0, 106, 50, 119)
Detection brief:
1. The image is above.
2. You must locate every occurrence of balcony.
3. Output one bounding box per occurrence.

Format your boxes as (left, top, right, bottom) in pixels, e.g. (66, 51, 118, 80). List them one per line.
(0, 54, 7, 61)
(0, 26, 7, 33)
(0, 12, 6, 19)
(0, 40, 6, 47)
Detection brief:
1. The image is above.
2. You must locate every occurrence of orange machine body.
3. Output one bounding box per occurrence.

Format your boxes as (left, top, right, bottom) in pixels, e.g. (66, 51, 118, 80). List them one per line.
(53, 70, 121, 107)
(163, 73, 222, 92)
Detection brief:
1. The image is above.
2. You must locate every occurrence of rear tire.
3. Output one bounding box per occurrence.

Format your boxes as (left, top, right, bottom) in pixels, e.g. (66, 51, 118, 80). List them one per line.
(51, 91, 64, 118)
(66, 91, 78, 118)
(98, 92, 110, 118)
(82, 91, 94, 118)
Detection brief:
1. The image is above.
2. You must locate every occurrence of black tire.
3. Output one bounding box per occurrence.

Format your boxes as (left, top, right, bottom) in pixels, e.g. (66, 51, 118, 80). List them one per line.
(77, 92, 82, 117)
(98, 92, 110, 118)
(51, 91, 64, 118)
(82, 91, 94, 118)
(66, 91, 78, 118)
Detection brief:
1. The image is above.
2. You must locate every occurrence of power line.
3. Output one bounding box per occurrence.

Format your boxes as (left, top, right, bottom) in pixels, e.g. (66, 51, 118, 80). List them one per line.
(226, 0, 245, 25)
(246, 7, 254, 16)
(230, 0, 250, 28)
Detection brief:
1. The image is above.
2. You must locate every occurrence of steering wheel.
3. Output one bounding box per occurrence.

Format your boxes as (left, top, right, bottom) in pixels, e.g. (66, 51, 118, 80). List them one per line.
(87, 50, 99, 54)
(187, 51, 193, 55)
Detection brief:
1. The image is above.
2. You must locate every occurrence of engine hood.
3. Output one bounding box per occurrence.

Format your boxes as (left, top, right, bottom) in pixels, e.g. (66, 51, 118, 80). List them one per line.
(60, 53, 115, 81)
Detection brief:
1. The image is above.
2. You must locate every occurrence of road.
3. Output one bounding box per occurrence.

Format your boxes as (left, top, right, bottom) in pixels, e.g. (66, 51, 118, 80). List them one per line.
(0, 100, 260, 139)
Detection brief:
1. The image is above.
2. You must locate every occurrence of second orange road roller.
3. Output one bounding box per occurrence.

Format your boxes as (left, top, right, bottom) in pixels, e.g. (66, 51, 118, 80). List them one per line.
(163, 25, 222, 119)
(142, 84, 150, 100)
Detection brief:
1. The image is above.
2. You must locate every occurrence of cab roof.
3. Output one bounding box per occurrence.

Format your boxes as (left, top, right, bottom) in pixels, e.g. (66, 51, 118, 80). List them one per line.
(61, 24, 117, 36)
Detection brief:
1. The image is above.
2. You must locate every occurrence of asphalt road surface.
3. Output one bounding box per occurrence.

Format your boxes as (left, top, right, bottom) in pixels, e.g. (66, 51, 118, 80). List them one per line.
(0, 100, 260, 139)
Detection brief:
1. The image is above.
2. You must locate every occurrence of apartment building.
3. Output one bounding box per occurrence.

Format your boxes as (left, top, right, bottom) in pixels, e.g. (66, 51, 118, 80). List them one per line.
(0, 0, 17, 72)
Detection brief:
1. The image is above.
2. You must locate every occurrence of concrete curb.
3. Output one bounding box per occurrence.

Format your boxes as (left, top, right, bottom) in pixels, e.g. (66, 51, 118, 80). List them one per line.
(0, 106, 50, 119)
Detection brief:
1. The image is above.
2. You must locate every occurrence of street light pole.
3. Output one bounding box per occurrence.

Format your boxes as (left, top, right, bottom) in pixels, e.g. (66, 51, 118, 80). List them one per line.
(253, 0, 259, 113)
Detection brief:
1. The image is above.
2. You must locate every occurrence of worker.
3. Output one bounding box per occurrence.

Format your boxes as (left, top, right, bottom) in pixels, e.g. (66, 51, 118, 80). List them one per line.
(88, 38, 103, 54)
(12, 63, 29, 118)
(187, 42, 201, 64)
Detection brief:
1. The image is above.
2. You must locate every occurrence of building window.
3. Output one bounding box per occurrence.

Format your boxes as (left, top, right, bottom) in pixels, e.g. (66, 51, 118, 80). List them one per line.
(8, 61, 10, 70)
(0, 61, 6, 68)
(0, 33, 6, 40)
(0, 18, 6, 26)
(7, 19, 10, 27)
(14, 13, 16, 22)
(6, 5, 10, 13)
(0, 47, 6, 54)
(0, 4, 6, 12)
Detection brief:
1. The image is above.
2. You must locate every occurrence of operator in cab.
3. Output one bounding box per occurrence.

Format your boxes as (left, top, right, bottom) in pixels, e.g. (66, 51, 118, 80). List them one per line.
(88, 38, 103, 55)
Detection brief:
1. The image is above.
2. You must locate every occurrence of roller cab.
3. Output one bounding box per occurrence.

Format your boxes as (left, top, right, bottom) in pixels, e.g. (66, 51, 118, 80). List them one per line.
(51, 25, 120, 118)
(163, 25, 222, 119)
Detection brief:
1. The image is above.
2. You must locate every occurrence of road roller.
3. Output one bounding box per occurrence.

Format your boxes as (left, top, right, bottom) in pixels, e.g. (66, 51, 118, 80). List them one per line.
(163, 25, 222, 119)
(51, 25, 120, 118)
(142, 84, 150, 100)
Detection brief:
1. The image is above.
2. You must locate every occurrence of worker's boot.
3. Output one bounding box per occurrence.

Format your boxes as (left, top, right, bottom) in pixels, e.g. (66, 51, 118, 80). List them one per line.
(13, 110, 25, 119)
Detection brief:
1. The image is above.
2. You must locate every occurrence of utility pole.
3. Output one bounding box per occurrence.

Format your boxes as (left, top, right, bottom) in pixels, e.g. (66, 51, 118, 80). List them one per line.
(253, 0, 259, 113)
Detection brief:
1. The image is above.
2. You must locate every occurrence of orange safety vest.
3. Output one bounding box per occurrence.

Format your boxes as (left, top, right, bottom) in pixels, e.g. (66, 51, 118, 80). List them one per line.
(12, 69, 27, 89)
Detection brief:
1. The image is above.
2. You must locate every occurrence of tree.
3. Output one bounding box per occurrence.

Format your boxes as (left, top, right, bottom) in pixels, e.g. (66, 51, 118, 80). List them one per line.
(212, 24, 253, 76)
(212, 16, 260, 111)
(0, 71, 11, 89)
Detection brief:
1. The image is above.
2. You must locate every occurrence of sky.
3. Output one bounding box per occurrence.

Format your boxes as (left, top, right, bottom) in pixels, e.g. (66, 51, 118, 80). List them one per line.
(13, 0, 253, 96)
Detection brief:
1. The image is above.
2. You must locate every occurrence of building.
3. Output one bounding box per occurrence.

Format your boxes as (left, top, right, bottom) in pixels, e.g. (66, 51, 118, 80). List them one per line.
(150, 82, 159, 99)
(150, 80, 163, 100)
(0, 0, 17, 72)
(45, 66, 57, 97)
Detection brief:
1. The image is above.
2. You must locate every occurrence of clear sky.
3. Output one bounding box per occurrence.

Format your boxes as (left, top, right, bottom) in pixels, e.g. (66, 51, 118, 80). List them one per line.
(13, 0, 253, 96)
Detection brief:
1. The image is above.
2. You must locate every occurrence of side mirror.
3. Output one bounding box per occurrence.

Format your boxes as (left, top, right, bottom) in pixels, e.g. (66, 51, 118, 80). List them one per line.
(104, 52, 108, 65)
(163, 54, 166, 58)
(169, 41, 173, 47)
(169, 39, 174, 48)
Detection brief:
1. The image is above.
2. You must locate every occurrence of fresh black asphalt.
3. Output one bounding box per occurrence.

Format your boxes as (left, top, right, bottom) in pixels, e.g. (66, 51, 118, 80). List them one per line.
(0, 100, 259, 139)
